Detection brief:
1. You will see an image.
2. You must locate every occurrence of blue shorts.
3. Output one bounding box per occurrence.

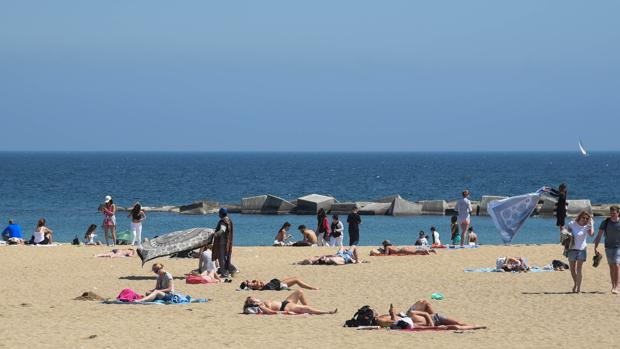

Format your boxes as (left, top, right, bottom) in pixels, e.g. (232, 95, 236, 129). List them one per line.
(336, 250, 354, 264)
(567, 249, 587, 262)
(605, 248, 620, 265)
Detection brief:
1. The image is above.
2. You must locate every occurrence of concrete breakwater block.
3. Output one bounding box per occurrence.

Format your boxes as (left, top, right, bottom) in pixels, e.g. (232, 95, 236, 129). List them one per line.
(241, 194, 295, 214)
(330, 202, 360, 215)
(420, 200, 448, 215)
(388, 196, 423, 216)
(539, 198, 592, 217)
(296, 194, 335, 215)
(179, 201, 219, 215)
(478, 196, 508, 216)
(359, 202, 391, 215)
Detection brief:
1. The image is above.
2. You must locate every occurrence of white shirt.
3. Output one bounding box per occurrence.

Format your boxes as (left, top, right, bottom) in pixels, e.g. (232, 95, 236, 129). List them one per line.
(201, 249, 215, 273)
(432, 231, 441, 245)
(568, 220, 591, 251)
(34, 230, 45, 243)
(456, 198, 472, 222)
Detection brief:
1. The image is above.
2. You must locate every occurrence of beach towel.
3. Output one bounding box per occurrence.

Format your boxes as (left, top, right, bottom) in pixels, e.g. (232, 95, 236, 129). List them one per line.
(488, 186, 557, 243)
(185, 274, 219, 284)
(137, 227, 215, 265)
(464, 265, 554, 273)
(117, 288, 143, 302)
(370, 253, 429, 257)
(102, 298, 209, 305)
(447, 245, 479, 250)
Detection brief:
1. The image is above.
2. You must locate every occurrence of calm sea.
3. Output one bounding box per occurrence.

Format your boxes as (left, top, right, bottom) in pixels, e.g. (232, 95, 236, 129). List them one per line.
(0, 152, 617, 245)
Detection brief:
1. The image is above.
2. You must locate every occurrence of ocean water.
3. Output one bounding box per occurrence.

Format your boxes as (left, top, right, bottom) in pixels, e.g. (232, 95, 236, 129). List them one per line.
(0, 151, 617, 245)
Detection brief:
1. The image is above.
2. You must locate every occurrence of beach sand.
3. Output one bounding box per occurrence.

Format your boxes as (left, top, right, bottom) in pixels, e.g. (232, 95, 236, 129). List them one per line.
(0, 244, 618, 348)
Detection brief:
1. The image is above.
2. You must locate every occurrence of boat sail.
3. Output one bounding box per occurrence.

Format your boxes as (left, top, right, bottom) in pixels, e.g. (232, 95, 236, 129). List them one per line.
(578, 139, 588, 156)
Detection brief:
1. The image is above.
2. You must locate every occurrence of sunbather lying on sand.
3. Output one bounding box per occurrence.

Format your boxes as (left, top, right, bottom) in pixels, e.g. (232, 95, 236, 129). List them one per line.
(243, 289, 337, 315)
(496, 256, 530, 272)
(375, 300, 486, 330)
(94, 248, 135, 258)
(369, 240, 437, 256)
(297, 246, 359, 265)
(240, 277, 319, 290)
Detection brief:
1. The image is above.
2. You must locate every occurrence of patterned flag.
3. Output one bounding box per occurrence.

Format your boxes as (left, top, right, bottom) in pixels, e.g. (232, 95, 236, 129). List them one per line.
(488, 187, 555, 243)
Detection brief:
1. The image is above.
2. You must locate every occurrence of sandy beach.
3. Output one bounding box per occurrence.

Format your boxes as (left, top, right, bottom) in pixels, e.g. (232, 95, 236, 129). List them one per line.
(0, 244, 618, 348)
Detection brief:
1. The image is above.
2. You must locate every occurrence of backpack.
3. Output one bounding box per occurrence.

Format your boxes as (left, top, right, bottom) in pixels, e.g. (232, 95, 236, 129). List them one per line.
(72, 235, 80, 245)
(344, 305, 377, 327)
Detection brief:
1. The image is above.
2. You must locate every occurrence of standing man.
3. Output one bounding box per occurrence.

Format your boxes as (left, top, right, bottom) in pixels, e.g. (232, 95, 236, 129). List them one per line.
(594, 205, 620, 294)
(347, 206, 362, 246)
(455, 190, 473, 247)
(212, 208, 238, 277)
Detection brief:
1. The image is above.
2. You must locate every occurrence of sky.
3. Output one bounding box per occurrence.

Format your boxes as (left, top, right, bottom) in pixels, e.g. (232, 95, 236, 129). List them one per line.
(0, 1, 618, 151)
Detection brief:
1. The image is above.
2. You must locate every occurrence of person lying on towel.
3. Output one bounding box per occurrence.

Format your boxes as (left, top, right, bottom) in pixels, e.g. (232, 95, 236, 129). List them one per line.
(369, 240, 437, 256)
(240, 276, 319, 291)
(496, 256, 530, 272)
(375, 300, 486, 330)
(243, 290, 337, 315)
(297, 246, 359, 265)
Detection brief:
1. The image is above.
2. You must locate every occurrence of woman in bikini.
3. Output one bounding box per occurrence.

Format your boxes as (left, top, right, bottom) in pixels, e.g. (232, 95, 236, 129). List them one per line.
(101, 195, 117, 246)
(369, 240, 436, 256)
(240, 277, 319, 291)
(243, 290, 337, 315)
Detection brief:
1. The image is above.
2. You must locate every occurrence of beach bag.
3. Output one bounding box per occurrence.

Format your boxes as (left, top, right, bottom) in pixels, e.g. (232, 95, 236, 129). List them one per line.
(72, 235, 80, 245)
(344, 305, 377, 327)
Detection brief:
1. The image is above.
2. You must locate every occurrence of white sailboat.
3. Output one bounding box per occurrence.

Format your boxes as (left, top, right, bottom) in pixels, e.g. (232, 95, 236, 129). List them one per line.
(578, 139, 588, 157)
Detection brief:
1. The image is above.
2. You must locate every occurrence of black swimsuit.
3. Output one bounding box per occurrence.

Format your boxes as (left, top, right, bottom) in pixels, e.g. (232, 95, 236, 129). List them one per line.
(279, 300, 289, 311)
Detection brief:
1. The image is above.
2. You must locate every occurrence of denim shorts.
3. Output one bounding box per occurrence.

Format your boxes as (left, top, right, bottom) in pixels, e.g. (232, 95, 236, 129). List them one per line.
(606, 248, 620, 265)
(567, 249, 587, 262)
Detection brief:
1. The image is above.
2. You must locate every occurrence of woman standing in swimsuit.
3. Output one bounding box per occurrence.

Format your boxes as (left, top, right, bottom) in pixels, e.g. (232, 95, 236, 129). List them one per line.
(128, 202, 146, 246)
(101, 195, 117, 246)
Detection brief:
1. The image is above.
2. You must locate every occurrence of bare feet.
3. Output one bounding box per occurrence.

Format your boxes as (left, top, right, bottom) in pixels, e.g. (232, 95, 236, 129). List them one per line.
(612, 288, 619, 294)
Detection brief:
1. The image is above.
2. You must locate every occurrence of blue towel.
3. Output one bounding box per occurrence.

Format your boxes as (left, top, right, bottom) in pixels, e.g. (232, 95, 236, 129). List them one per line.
(464, 265, 554, 273)
(102, 298, 209, 305)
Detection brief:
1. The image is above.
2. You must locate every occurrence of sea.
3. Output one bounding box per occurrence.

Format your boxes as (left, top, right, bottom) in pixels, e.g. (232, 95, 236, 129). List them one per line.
(0, 151, 617, 246)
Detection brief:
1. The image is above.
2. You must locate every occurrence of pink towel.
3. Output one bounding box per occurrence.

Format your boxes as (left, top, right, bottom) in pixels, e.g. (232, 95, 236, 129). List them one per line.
(117, 288, 143, 302)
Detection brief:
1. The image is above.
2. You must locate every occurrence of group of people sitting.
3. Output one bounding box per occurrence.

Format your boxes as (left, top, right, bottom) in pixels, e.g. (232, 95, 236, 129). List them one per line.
(1, 218, 54, 245)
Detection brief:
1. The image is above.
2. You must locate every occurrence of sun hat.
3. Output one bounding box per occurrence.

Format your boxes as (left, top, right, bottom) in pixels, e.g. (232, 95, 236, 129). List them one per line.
(104, 195, 112, 203)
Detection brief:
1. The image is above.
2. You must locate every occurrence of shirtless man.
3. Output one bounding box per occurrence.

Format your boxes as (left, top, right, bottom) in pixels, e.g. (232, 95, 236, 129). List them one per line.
(243, 289, 337, 315)
(240, 276, 319, 290)
(375, 300, 485, 330)
(293, 225, 318, 246)
(369, 240, 437, 256)
(297, 246, 359, 265)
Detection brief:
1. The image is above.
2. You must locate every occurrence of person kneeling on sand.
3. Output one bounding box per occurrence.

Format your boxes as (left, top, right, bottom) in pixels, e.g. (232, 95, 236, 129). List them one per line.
(375, 300, 486, 330)
(192, 244, 223, 282)
(240, 277, 319, 291)
(135, 263, 175, 302)
(243, 289, 337, 315)
(370, 240, 437, 256)
(94, 248, 135, 258)
(496, 256, 529, 272)
(292, 225, 318, 246)
(297, 246, 359, 265)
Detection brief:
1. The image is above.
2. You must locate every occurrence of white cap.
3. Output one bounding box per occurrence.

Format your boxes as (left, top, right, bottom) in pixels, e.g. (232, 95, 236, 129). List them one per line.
(104, 195, 112, 203)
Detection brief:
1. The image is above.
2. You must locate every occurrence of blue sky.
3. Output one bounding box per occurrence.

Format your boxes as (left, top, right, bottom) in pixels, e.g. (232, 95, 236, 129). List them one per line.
(1, 1, 618, 151)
